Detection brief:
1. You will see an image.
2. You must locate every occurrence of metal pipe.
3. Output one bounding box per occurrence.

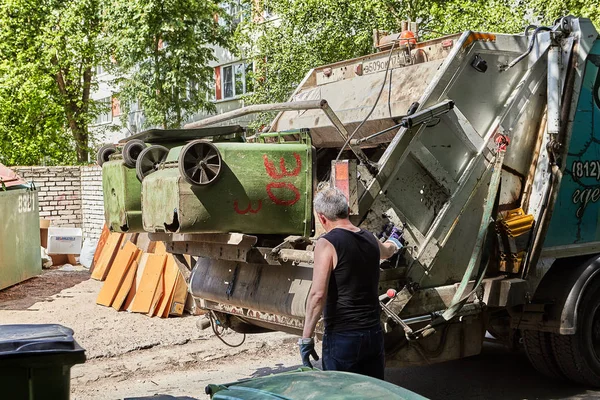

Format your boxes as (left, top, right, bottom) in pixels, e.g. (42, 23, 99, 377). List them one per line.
(185, 99, 374, 177)
(185, 100, 328, 129)
(319, 102, 373, 170)
(352, 122, 404, 145)
(403, 314, 432, 325)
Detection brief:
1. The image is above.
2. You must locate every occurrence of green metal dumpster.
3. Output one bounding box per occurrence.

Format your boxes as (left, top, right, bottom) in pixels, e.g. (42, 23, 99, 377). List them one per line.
(141, 131, 314, 236)
(206, 369, 428, 399)
(99, 125, 245, 233)
(0, 165, 41, 290)
(0, 324, 86, 400)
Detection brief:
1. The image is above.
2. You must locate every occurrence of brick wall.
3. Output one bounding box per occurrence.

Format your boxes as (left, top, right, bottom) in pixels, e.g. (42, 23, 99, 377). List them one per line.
(14, 167, 83, 228)
(13, 166, 104, 241)
(81, 166, 104, 240)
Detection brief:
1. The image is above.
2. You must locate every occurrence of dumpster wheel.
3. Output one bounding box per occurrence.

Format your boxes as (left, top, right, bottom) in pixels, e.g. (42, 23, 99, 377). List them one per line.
(135, 145, 169, 182)
(122, 139, 147, 168)
(178, 139, 222, 186)
(96, 144, 117, 167)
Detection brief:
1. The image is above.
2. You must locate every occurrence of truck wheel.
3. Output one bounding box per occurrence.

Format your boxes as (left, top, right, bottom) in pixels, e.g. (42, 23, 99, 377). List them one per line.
(523, 329, 564, 379)
(551, 279, 600, 386)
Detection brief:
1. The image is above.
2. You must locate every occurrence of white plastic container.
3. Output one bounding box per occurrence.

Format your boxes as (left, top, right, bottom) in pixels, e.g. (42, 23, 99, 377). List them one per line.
(46, 227, 83, 255)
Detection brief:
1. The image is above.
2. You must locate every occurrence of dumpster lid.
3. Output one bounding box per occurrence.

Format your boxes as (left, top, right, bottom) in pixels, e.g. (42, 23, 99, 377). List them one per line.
(0, 324, 83, 357)
(207, 369, 428, 399)
(0, 164, 27, 189)
(118, 125, 245, 144)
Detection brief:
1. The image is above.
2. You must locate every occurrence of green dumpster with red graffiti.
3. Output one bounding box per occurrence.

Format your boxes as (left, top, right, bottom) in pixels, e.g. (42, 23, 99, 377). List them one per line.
(141, 132, 314, 236)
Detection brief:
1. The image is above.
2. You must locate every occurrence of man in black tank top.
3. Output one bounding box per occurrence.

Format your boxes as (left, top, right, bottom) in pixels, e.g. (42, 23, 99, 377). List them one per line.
(299, 187, 402, 380)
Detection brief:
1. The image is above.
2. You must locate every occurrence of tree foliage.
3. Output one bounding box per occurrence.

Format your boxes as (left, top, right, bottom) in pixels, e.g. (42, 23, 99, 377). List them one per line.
(0, 0, 104, 165)
(104, 0, 231, 129)
(237, 0, 597, 128)
(529, 0, 600, 28)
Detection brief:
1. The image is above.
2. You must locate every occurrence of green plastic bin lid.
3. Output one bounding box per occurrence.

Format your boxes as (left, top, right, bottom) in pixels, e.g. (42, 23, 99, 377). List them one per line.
(0, 324, 85, 358)
(206, 369, 428, 400)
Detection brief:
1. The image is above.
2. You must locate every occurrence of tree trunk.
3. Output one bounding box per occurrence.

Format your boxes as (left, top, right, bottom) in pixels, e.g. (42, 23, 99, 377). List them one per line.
(73, 127, 89, 163)
(55, 65, 91, 163)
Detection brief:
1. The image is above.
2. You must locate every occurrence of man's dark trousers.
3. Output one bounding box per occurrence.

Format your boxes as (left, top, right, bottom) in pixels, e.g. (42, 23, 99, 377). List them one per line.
(322, 325, 385, 380)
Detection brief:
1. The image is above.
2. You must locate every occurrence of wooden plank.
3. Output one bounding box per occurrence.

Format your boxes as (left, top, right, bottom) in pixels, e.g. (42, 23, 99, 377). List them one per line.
(124, 233, 140, 245)
(129, 254, 167, 314)
(148, 272, 164, 317)
(124, 252, 149, 311)
(91, 233, 124, 281)
(156, 255, 179, 318)
(96, 242, 138, 307)
(112, 258, 139, 311)
(90, 225, 110, 273)
(136, 233, 156, 253)
(169, 273, 188, 317)
(154, 241, 167, 255)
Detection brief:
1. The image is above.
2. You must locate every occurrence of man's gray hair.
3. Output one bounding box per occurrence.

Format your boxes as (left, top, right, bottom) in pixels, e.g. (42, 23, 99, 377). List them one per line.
(314, 187, 349, 220)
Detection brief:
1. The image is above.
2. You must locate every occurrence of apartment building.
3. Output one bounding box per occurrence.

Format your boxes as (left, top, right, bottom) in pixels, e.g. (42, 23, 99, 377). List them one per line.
(91, 0, 258, 144)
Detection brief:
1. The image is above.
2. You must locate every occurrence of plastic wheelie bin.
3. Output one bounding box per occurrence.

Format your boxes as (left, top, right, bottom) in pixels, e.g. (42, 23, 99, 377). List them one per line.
(0, 324, 86, 400)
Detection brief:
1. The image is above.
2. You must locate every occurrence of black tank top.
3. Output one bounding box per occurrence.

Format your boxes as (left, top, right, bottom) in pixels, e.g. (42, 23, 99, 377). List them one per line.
(321, 228, 381, 332)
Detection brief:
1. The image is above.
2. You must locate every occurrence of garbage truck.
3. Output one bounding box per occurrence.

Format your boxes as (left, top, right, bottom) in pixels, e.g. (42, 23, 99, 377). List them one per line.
(99, 16, 600, 386)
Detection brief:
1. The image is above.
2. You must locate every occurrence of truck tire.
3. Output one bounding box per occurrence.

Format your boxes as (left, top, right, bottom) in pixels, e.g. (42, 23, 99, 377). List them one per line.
(551, 279, 600, 386)
(523, 329, 564, 379)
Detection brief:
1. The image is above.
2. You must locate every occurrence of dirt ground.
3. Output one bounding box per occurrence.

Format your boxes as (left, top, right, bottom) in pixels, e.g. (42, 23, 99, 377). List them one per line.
(3, 271, 600, 400)
(0, 269, 89, 310)
(0, 271, 300, 399)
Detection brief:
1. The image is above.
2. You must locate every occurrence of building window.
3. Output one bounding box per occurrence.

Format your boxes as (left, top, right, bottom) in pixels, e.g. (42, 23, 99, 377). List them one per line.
(95, 65, 106, 76)
(220, 0, 250, 28)
(220, 62, 254, 100)
(94, 97, 112, 125)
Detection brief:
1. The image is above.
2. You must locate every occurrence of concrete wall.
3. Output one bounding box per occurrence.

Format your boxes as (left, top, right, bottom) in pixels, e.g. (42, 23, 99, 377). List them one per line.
(13, 166, 104, 241)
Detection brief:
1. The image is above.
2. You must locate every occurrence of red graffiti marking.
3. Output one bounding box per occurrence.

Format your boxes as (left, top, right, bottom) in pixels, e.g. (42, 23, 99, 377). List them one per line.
(233, 200, 263, 215)
(263, 153, 302, 179)
(266, 182, 301, 206)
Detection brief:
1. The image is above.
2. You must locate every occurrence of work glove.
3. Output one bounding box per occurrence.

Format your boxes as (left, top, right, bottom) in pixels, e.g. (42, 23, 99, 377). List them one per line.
(385, 226, 404, 252)
(298, 337, 319, 368)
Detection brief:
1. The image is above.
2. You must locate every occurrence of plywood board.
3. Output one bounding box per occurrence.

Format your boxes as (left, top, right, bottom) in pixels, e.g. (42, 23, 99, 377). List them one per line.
(129, 254, 166, 314)
(154, 241, 167, 255)
(112, 259, 139, 311)
(125, 252, 149, 311)
(91, 233, 124, 281)
(124, 233, 139, 246)
(96, 242, 138, 306)
(156, 256, 179, 318)
(148, 273, 164, 317)
(91, 225, 110, 273)
(136, 233, 156, 253)
(169, 273, 188, 317)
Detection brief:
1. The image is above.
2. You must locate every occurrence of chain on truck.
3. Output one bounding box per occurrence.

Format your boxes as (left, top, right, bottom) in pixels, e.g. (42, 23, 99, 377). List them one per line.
(97, 16, 600, 386)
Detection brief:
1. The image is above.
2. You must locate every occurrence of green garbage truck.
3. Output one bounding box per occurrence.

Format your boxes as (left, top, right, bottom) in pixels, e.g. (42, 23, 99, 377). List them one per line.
(100, 16, 600, 386)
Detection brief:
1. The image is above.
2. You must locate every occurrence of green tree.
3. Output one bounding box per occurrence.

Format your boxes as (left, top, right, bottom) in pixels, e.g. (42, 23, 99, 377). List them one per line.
(105, 0, 231, 129)
(529, 0, 600, 28)
(0, 0, 104, 164)
(0, 67, 76, 166)
(426, 1, 527, 36)
(236, 0, 529, 127)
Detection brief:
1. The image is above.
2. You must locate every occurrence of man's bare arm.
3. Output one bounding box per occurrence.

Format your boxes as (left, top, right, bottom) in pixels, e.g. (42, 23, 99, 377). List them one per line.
(302, 238, 334, 338)
(378, 240, 398, 260)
